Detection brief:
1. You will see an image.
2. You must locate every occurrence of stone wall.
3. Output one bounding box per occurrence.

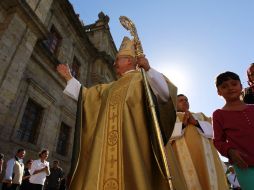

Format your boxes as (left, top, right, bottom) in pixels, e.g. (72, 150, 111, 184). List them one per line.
(0, 0, 117, 174)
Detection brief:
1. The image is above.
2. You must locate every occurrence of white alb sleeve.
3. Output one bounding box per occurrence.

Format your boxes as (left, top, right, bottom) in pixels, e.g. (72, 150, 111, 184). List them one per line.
(146, 68, 169, 102)
(63, 77, 81, 101)
(198, 121, 213, 138)
(170, 122, 183, 139)
(192, 114, 213, 138)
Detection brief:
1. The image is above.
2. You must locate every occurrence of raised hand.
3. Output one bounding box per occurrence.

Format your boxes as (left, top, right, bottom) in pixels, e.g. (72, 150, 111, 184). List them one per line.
(56, 64, 72, 82)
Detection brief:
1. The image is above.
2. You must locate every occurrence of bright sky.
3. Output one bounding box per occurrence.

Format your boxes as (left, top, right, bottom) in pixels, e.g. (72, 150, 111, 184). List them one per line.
(69, 0, 254, 117)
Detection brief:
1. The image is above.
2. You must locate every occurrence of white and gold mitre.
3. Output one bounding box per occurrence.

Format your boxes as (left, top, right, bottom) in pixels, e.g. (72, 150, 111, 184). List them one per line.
(116, 36, 135, 58)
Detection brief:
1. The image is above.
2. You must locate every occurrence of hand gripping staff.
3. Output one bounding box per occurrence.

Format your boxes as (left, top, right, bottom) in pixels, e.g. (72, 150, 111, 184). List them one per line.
(119, 16, 174, 190)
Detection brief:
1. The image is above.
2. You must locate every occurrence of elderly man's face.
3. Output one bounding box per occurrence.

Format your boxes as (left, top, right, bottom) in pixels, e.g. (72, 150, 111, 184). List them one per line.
(177, 95, 189, 112)
(114, 56, 131, 76)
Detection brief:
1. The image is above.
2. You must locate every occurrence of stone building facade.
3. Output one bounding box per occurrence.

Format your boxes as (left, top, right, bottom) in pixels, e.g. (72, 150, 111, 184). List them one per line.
(0, 0, 117, 174)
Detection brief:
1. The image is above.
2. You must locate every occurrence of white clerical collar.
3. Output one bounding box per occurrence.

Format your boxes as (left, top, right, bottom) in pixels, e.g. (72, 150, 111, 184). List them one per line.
(123, 69, 136, 75)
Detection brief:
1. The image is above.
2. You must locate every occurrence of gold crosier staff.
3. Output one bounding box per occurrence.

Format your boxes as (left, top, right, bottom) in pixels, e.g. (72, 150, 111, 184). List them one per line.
(119, 16, 173, 190)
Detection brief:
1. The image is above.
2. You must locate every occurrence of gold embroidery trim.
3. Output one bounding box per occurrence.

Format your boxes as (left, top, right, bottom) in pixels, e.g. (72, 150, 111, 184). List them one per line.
(99, 74, 134, 190)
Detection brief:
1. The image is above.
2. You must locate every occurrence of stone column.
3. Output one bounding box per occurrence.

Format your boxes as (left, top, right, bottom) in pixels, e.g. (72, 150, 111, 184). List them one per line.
(0, 13, 27, 85)
(25, 0, 40, 11)
(0, 13, 38, 136)
(35, 0, 54, 24)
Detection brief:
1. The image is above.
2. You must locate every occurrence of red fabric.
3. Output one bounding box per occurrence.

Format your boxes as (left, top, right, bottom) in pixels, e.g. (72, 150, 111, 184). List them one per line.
(212, 105, 254, 166)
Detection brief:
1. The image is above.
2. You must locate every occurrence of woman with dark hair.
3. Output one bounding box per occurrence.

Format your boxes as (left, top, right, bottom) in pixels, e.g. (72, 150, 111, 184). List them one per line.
(20, 159, 33, 190)
(242, 63, 254, 104)
(29, 149, 50, 190)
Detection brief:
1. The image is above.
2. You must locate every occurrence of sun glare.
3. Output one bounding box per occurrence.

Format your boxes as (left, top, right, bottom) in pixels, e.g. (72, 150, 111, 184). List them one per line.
(160, 66, 190, 94)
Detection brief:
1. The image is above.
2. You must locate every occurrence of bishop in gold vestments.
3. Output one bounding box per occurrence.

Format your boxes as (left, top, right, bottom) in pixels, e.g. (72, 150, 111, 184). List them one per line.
(170, 94, 229, 190)
(57, 37, 178, 190)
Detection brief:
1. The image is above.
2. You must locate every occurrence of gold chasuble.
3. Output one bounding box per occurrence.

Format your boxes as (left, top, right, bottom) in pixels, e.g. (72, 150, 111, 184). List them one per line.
(170, 112, 228, 190)
(69, 71, 178, 190)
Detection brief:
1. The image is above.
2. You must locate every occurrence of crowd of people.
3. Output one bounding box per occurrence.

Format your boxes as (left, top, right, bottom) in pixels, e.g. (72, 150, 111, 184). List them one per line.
(0, 36, 253, 190)
(0, 149, 66, 190)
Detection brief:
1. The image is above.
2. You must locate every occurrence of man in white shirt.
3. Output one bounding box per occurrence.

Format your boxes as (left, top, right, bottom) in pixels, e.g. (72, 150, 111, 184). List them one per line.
(2, 149, 25, 190)
(29, 149, 50, 190)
